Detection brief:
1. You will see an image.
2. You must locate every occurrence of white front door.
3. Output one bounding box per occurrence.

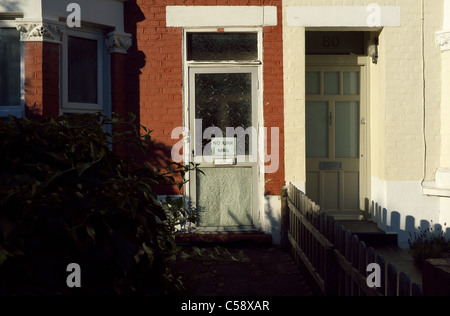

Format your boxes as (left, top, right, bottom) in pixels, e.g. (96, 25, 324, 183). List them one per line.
(306, 65, 365, 218)
(188, 66, 260, 230)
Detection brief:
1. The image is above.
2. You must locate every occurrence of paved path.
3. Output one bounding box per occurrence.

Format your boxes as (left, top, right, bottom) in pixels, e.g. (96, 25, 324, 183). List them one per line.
(172, 245, 313, 296)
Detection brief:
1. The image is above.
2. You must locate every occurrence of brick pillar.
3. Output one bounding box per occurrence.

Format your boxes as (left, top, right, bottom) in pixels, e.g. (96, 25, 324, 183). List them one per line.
(17, 21, 64, 120)
(111, 53, 127, 120)
(106, 32, 132, 158)
(263, 3, 285, 196)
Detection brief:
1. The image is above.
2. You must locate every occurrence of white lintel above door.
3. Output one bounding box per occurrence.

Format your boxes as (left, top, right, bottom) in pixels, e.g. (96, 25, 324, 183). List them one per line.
(166, 6, 277, 28)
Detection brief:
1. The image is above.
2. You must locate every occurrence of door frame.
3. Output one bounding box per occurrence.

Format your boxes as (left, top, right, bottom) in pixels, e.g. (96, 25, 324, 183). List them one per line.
(306, 55, 370, 219)
(187, 66, 261, 231)
(181, 28, 265, 232)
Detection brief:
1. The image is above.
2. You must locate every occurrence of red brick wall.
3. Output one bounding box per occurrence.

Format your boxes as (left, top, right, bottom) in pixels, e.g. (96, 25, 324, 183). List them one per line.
(261, 1, 284, 196)
(125, 0, 284, 196)
(24, 42, 60, 120)
(125, 1, 183, 194)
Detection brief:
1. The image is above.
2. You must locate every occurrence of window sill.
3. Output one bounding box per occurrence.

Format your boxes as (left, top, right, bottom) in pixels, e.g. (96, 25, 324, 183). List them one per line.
(422, 183, 450, 198)
(422, 168, 450, 197)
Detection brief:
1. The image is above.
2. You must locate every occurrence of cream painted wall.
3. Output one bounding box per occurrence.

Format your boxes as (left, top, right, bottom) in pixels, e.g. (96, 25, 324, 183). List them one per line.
(0, 0, 42, 18)
(284, 0, 442, 183)
(441, 51, 450, 168)
(423, 0, 443, 181)
(283, 0, 446, 244)
(0, 0, 125, 31)
(371, 0, 442, 182)
(283, 18, 306, 188)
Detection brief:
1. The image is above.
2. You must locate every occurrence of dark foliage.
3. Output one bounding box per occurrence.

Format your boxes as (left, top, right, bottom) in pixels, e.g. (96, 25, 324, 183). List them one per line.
(408, 221, 450, 267)
(0, 113, 194, 295)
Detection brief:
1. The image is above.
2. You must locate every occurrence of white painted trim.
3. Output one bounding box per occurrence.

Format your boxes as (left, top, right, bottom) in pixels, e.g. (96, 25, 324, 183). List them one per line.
(436, 30, 450, 52)
(182, 28, 266, 233)
(287, 6, 401, 27)
(61, 29, 107, 114)
(370, 177, 440, 248)
(166, 6, 277, 28)
(423, 168, 450, 197)
(422, 184, 450, 198)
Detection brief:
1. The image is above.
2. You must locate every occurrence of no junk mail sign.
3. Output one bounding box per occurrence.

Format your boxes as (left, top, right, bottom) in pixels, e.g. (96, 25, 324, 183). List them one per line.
(211, 137, 237, 157)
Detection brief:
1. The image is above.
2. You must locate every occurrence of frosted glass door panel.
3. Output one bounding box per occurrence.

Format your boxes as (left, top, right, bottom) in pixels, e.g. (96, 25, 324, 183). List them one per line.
(306, 72, 320, 95)
(324, 72, 339, 95)
(335, 101, 359, 158)
(306, 101, 328, 158)
(343, 72, 360, 95)
(196, 168, 253, 227)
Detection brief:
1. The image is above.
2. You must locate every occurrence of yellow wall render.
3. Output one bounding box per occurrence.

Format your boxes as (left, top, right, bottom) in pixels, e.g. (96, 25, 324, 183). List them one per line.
(380, 0, 441, 182)
(283, 18, 306, 186)
(283, 0, 443, 185)
(441, 51, 450, 167)
(423, 0, 442, 179)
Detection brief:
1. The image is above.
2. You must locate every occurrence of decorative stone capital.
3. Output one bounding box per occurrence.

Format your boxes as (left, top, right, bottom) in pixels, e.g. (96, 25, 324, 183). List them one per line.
(105, 32, 132, 54)
(436, 30, 450, 52)
(15, 20, 65, 43)
(15, 19, 65, 43)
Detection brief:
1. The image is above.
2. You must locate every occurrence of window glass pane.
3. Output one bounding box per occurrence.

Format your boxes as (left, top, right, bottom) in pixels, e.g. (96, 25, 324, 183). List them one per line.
(335, 101, 359, 158)
(197, 168, 253, 227)
(306, 72, 320, 95)
(343, 72, 360, 95)
(324, 72, 339, 95)
(0, 28, 21, 107)
(187, 33, 258, 61)
(68, 36, 98, 103)
(195, 73, 253, 156)
(306, 101, 328, 158)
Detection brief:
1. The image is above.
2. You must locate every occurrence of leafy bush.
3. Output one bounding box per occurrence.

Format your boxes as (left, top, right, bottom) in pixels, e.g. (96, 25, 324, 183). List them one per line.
(0, 113, 195, 295)
(408, 221, 450, 267)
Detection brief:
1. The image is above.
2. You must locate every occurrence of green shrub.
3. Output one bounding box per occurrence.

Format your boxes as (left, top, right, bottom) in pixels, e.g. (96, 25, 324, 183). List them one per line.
(0, 113, 195, 295)
(408, 221, 450, 267)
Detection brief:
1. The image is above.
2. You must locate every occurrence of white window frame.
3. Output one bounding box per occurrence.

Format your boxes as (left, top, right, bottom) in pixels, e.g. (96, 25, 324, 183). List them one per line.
(0, 21, 24, 119)
(61, 28, 109, 115)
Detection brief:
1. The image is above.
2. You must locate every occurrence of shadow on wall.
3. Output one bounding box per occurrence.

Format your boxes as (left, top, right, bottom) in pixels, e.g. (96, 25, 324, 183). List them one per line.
(124, 1, 183, 195)
(124, 0, 146, 132)
(265, 195, 282, 245)
(368, 198, 450, 248)
(1, 1, 20, 11)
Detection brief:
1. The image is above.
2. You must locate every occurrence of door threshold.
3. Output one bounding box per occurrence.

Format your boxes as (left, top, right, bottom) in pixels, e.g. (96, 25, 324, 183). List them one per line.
(324, 211, 365, 221)
(338, 220, 398, 247)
